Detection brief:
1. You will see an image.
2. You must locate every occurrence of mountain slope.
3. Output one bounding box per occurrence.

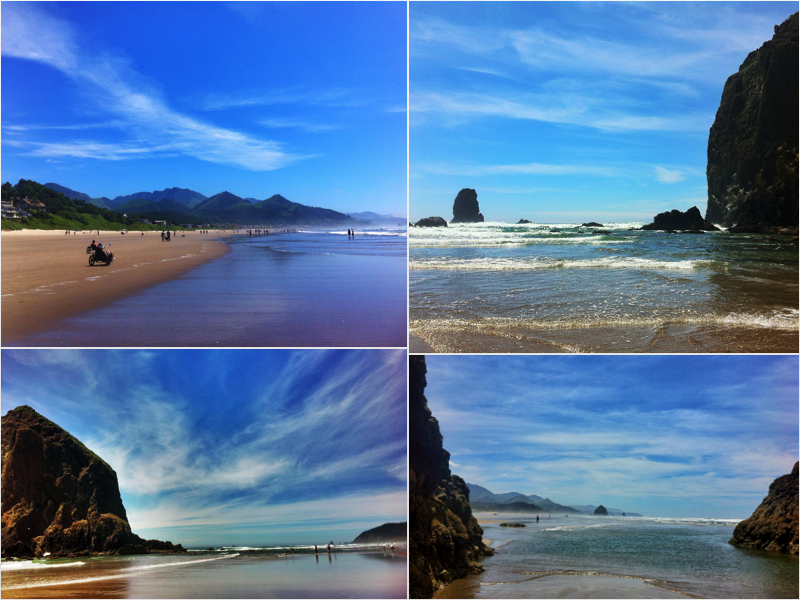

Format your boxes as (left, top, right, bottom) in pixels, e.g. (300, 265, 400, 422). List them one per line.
(352, 522, 407, 543)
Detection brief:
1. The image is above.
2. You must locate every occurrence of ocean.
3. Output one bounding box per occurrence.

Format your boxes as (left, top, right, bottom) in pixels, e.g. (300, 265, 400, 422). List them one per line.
(1, 545, 407, 599)
(12, 228, 407, 347)
(435, 514, 798, 599)
(409, 222, 798, 352)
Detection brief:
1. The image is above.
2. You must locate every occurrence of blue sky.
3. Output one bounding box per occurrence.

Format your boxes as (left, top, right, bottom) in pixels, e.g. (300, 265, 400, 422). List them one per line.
(1, 349, 407, 547)
(424, 355, 798, 519)
(410, 2, 798, 223)
(1, 2, 406, 215)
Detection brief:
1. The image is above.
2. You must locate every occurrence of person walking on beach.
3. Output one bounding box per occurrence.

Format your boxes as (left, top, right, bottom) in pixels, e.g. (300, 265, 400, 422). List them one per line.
(314, 545, 318, 554)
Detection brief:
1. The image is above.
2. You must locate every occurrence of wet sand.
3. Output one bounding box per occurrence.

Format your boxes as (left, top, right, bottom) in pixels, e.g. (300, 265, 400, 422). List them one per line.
(1, 230, 230, 343)
(433, 573, 691, 599)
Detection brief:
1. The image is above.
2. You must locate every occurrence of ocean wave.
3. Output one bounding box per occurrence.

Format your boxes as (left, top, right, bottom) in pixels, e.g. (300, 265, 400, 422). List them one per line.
(1, 560, 85, 571)
(4, 553, 240, 590)
(410, 256, 714, 271)
(411, 311, 799, 333)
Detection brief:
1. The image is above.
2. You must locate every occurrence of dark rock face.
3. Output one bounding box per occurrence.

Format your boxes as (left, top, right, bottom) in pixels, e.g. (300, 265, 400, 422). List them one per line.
(581, 222, 604, 227)
(594, 505, 609, 516)
(415, 216, 448, 227)
(730, 462, 798, 554)
(451, 189, 484, 223)
(706, 13, 799, 233)
(1, 406, 185, 558)
(352, 522, 407, 544)
(641, 206, 719, 231)
(410, 357, 493, 599)
(517, 219, 532, 224)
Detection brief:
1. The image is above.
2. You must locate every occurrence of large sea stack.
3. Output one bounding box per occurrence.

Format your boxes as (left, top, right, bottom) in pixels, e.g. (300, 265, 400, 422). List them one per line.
(706, 13, 799, 233)
(1, 405, 185, 558)
(729, 462, 798, 554)
(409, 356, 493, 599)
(451, 189, 484, 223)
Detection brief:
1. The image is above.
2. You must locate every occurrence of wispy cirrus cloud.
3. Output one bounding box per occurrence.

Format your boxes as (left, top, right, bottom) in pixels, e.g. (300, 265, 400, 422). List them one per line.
(655, 166, 686, 183)
(1, 349, 407, 540)
(1, 3, 310, 171)
(424, 355, 798, 517)
(417, 161, 619, 178)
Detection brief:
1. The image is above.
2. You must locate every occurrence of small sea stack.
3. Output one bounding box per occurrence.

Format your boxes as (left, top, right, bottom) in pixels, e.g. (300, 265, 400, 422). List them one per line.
(729, 462, 798, 554)
(414, 216, 448, 227)
(640, 207, 719, 232)
(451, 188, 484, 223)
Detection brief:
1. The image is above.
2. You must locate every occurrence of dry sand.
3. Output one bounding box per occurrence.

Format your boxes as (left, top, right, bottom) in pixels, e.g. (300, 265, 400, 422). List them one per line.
(2, 230, 231, 343)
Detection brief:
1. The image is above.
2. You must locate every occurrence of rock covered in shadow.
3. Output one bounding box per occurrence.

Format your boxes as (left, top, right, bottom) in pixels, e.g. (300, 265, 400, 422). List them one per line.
(1, 405, 185, 558)
(593, 505, 609, 516)
(409, 356, 493, 599)
(414, 216, 448, 227)
(706, 13, 799, 233)
(640, 206, 719, 232)
(451, 189, 484, 223)
(730, 462, 798, 554)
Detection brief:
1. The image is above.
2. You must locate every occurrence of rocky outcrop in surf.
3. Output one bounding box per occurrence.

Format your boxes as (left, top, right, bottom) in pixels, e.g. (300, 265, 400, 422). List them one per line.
(729, 462, 798, 554)
(410, 356, 493, 599)
(451, 189, 484, 223)
(414, 216, 448, 227)
(640, 207, 719, 232)
(1, 405, 185, 558)
(594, 505, 609, 516)
(706, 13, 799, 234)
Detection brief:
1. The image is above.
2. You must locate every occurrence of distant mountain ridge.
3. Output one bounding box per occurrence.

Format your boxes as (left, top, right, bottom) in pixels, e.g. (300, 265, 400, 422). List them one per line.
(468, 483, 580, 514)
(346, 211, 407, 225)
(43, 183, 355, 225)
(467, 483, 642, 516)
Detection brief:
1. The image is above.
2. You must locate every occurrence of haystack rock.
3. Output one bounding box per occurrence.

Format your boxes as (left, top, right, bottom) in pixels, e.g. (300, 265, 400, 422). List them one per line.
(594, 505, 609, 516)
(415, 216, 448, 227)
(451, 189, 484, 223)
(1, 405, 185, 558)
(641, 206, 719, 231)
(706, 13, 799, 233)
(729, 462, 798, 554)
(409, 356, 493, 598)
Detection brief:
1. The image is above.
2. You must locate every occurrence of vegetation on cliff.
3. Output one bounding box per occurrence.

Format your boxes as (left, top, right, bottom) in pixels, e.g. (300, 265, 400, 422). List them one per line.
(1, 405, 184, 558)
(409, 356, 493, 599)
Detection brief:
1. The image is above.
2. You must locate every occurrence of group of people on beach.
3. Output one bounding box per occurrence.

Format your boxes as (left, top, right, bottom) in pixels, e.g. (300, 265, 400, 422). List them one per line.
(347, 229, 356, 238)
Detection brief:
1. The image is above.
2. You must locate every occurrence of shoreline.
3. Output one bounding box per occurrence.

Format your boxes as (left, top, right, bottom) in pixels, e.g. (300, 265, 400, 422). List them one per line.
(1, 230, 235, 344)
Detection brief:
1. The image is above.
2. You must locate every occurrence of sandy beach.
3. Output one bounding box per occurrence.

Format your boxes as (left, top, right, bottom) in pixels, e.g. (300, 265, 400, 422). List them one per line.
(1, 230, 230, 344)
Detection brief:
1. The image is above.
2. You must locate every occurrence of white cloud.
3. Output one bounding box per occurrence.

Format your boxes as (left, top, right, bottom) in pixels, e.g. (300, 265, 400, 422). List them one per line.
(655, 166, 685, 183)
(1, 4, 310, 171)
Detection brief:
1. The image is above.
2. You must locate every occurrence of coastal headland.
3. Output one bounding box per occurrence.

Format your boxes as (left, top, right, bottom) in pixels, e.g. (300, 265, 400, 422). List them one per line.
(1, 229, 233, 343)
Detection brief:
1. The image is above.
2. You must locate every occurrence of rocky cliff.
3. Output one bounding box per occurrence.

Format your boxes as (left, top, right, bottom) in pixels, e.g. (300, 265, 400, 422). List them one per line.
(1, 405, 185, 558)
(409, 356, 493, 599)
(451, 189, 484, 223)
(706, 13, 799, 233)
(729, 462, 798, 554)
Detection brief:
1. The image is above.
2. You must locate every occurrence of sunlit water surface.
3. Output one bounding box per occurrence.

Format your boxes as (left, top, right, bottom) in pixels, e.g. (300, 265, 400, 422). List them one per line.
(435, 514, 797, 599)
(410, 222, 798, 352)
